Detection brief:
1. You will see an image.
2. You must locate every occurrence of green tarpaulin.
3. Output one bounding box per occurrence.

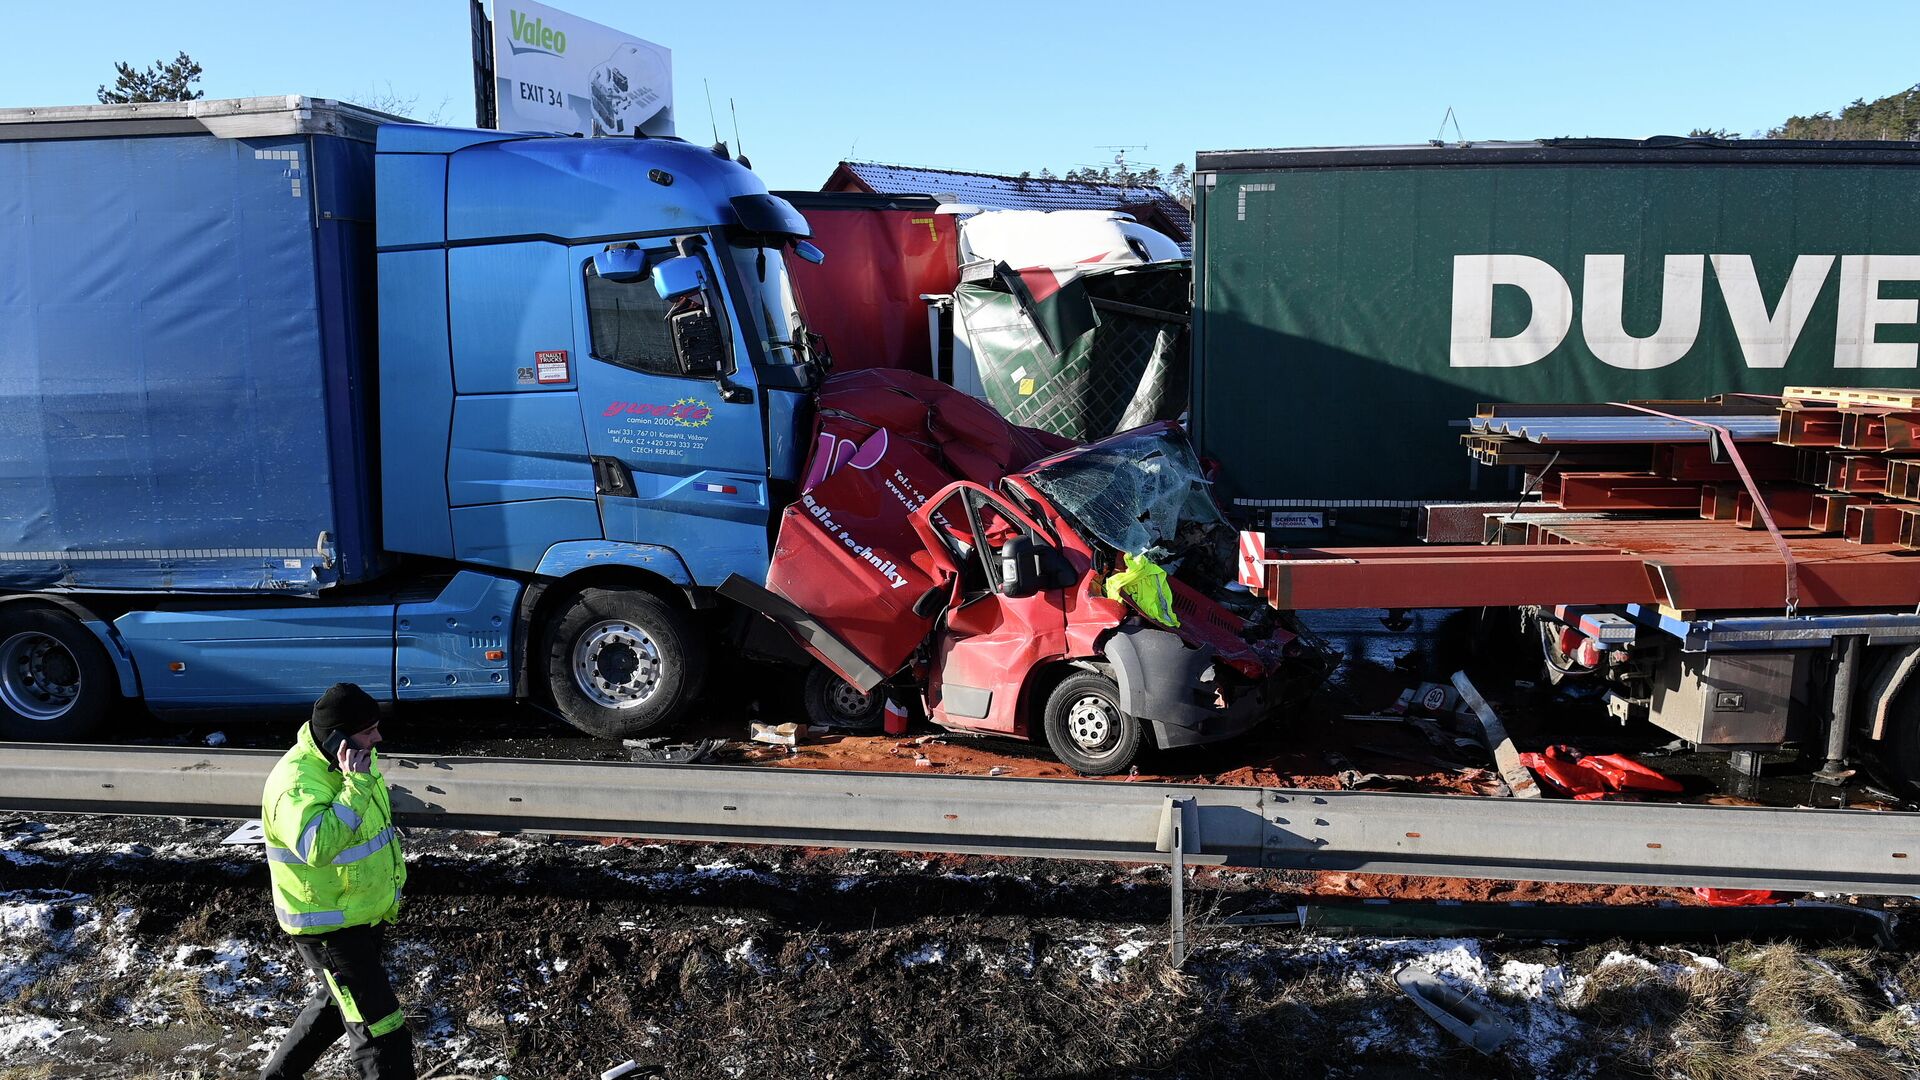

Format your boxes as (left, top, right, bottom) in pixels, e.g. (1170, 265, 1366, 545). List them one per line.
(956, 262, 1190, 442)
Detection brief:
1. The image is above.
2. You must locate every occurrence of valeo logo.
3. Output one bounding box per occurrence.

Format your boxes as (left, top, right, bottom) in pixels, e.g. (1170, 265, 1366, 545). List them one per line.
(508, 10, 567, 57)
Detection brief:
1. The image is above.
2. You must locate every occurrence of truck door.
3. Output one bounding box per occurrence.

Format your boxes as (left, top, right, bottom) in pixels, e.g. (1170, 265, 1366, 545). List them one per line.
(571, 237, 772, 585)
(910, 483, 1071, 736)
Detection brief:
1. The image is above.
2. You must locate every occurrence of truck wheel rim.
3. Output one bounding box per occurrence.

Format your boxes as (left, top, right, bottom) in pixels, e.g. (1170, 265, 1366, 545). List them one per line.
(827, 679, 876, 720)
(573, 620, 662, 710)
(1066, 694, 1118, 752)
(1, 632, 81, 722)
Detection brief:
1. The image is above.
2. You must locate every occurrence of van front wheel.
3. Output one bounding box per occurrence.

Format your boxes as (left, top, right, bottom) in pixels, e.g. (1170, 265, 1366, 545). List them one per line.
(1042, 671, 1142, 776)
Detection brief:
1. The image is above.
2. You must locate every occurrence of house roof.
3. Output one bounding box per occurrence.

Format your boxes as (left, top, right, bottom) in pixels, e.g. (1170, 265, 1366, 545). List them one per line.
(825, 160, 1192, 252)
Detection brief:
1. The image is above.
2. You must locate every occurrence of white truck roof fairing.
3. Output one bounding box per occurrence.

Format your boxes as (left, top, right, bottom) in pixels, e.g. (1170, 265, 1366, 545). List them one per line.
(956, 208, 1185, 271)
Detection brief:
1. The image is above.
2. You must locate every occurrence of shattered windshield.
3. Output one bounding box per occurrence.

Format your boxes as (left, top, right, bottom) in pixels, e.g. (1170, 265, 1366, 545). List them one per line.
(1023, 429, 1227, 559)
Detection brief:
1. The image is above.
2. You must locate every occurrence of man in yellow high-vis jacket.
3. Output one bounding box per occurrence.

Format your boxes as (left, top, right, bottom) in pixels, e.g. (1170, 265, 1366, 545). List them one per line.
(258, 683, 413, 1080)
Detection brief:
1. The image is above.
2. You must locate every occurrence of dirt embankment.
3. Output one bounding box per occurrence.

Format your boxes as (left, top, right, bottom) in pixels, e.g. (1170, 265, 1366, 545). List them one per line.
(5, 814, 1920, 1080)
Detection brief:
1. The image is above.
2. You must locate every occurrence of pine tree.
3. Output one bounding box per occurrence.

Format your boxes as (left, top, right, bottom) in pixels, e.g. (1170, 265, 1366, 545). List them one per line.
(98, 52, 205, 104)
(1763, 84, 1920, 141)
(1032, 159, 1192, 205)
(1167, 163, 1191, 200)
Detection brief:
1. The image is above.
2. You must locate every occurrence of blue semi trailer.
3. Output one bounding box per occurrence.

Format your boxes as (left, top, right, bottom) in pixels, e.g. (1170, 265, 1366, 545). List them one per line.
(0, 96, 826, 739)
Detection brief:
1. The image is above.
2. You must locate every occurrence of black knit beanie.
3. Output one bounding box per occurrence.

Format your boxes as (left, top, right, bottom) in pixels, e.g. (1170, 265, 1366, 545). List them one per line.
(310, 682, 381, 745)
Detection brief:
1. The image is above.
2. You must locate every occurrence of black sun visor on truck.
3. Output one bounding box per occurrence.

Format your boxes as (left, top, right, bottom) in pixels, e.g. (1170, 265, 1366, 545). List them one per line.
(729, 193, 812, 239)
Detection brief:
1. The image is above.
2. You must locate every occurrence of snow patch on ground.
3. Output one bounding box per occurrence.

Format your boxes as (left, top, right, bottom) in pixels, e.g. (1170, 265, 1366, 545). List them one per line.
(724, 937, 775, 975)
(0, 888, 98, 1006)
(0, 821, 500, 1072)
(1066, 933, 1156, 984)
(899, 942, 947, 968)
(0, 1015, 68, 1053)
(1201, 935, 1606, 1078)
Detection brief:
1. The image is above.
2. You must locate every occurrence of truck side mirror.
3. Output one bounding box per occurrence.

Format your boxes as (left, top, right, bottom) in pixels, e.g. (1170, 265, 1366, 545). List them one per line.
(670, 307, 725, 378)
(998, 536, 1042, 599)
(592, 247, 648, 283)
(651, 255, 708, 300)
(790, 240, 826, 265)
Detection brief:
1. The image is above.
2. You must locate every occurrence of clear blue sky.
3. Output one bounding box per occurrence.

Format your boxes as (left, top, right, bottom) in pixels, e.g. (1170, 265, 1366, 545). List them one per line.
(5, 1, 1919, 190)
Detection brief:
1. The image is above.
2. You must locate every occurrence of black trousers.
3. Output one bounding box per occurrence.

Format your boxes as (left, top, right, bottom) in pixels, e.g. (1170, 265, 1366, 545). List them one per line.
(260, 924, 414, 1080)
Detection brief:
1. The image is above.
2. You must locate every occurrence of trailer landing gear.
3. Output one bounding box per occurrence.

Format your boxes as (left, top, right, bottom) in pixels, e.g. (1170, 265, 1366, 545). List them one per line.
(1813, 636, 1864, 786)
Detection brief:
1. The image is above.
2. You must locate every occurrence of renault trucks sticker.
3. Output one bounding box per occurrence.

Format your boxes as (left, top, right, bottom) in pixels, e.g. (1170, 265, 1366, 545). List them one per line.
(535, 350, 569, 383)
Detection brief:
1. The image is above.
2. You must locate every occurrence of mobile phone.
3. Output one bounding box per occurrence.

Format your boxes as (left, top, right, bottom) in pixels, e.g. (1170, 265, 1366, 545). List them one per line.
(320, 730, 350, 764)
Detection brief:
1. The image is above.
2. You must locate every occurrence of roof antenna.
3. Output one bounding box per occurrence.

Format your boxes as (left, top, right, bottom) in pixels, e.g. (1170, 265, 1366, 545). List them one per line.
(1433, 107, 1468, 147)
(703, 79, 727, 157)
(730, 97, 749, 169)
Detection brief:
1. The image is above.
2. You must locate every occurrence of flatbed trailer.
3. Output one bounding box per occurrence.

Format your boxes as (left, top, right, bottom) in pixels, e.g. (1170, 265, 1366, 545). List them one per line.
(1241, 532, 1920, 611)
(1242, 532, 1920, 784)
(1237, 392, 1920, 789)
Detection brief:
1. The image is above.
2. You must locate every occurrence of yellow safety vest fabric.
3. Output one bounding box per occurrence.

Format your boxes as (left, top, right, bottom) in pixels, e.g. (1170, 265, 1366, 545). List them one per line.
(320, 966, 406, 1036)
(1104, 552, 1180, 627)
(261, 723, 406, 935)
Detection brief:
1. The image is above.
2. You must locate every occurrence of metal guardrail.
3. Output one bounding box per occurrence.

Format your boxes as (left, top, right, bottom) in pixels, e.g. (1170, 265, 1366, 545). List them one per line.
(4, 743, 1920, 895)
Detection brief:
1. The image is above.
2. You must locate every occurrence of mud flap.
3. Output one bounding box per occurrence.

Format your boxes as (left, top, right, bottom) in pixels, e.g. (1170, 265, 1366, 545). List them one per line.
(718, 574, 890, 692)
(1104, 625, 1227, 749)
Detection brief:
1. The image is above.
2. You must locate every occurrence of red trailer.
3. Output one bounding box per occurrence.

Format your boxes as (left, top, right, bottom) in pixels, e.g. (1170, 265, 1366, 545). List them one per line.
(777, 191, 959, 377)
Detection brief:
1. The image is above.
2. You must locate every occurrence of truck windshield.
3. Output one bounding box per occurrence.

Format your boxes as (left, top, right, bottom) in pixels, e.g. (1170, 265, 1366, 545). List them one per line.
(724, 242, 807, 368)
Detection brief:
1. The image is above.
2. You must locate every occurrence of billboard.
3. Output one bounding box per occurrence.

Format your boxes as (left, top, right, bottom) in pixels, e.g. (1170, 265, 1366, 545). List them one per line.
(491, 0, 672, 136)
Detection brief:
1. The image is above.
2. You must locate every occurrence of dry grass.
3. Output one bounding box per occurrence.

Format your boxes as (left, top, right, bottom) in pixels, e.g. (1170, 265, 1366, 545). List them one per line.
(1570, 942, 1916, 1080)
(1570, 957, 1691, 1029)
(145, 963, 215, 1028)
(8, 964, 84, 1015)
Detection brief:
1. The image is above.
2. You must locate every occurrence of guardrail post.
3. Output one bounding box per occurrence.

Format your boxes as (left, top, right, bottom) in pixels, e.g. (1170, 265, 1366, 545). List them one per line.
(1158, 796, 1194, 967)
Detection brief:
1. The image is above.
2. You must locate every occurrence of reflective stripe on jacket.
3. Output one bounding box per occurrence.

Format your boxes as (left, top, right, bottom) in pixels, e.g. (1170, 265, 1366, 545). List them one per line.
(261, 722, 406, 935)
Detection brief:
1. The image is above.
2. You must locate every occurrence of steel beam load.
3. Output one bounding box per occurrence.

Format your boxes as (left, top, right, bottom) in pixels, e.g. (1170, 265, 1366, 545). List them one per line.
(4, 743, 1920, 895)
(1459, 392, 1920, 555)
(1244, 522, 1920, 611)
(1470, 415, 1780, 445)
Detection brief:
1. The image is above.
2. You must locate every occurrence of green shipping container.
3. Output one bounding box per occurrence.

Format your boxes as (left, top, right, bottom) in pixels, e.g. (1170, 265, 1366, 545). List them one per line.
(1191, 139, 1920, 522)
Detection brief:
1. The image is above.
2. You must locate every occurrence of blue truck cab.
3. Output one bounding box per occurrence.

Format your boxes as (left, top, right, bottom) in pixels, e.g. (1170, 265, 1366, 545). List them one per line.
(0, 96, 820, 739)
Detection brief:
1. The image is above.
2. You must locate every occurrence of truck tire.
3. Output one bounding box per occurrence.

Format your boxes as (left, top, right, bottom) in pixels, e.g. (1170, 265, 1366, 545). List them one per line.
(0, 606, 115, 741)
(802, 664, 883, 731)
(544, 588, 707, 739)
(1042, 670, 1142, 776)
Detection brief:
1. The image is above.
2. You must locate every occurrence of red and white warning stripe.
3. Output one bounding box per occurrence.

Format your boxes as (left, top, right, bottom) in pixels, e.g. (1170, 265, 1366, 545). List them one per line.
(1237, 530, 1267, 588)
